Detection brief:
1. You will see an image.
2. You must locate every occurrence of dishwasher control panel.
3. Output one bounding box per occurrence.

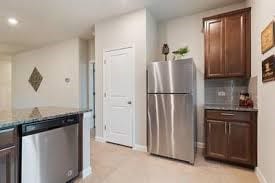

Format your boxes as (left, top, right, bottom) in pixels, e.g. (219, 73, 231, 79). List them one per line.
(21, 115, 79, 136)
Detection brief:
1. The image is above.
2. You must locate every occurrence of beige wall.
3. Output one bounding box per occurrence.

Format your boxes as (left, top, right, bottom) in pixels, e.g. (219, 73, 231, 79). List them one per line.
(157, 2, 247, 143)
(79, 39, 89, 109)
(0, 55, 12, 111)
(95, 9, 149, 146)
(12, 38, 89, 109)
(246, 0, 275, 182)
(88, 39, 95, 62)
(146, 10, 158, 63)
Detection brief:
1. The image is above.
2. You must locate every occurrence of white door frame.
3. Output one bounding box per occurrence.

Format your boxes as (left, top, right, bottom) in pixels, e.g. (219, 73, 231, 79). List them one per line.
(88, 61, 95, 129)
(102, 45, 135, 147)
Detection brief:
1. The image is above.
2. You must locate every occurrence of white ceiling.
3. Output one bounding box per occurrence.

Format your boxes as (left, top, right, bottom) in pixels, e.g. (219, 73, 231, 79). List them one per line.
(0, 0, 244, 55)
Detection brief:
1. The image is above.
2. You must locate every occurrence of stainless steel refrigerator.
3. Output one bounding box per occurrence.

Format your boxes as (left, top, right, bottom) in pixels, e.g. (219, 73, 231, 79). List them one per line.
(147, 59, 197, 164)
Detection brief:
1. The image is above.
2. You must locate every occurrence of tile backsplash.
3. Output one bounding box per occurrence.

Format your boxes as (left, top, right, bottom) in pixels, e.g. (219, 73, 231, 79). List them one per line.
(205, 79, 249, 105)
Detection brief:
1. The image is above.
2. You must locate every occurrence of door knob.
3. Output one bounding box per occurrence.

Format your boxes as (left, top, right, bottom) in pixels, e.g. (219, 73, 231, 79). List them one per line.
(128, 101, 132, 105)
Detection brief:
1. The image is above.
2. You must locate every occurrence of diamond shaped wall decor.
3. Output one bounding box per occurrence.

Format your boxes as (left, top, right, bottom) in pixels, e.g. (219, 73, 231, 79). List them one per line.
(28, 67, 43, 92)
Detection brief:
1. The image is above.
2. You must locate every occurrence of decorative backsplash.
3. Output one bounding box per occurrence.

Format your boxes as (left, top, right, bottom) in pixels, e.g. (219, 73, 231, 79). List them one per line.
(205, 79, 249, 105)
(28, 67, 43, 92)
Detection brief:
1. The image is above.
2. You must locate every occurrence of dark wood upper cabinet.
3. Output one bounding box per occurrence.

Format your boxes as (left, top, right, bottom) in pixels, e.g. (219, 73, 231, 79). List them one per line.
(205, 18, 225, 78)
(204, 8, 251, 79)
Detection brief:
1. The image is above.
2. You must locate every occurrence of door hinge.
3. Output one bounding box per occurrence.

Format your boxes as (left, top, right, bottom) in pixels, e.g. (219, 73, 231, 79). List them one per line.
(104, 92, 107, 98)
(104, 125, 107, 131)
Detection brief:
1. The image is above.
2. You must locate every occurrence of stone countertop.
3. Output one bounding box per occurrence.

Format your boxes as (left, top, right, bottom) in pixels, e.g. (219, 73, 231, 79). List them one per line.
(204, 104, 258, 112)
(0, 107, 92, 129)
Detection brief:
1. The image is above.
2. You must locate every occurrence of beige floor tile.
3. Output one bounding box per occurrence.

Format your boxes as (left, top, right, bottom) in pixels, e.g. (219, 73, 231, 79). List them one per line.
(75, 138, 259, 183)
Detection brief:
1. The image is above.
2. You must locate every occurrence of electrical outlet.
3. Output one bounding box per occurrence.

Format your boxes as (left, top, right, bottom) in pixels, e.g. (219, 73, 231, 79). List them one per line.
(218, 91, 226, 96)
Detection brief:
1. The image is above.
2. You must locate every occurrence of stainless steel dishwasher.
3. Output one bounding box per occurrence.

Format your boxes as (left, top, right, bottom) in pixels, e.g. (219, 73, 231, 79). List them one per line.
(21, 115, 79, 183)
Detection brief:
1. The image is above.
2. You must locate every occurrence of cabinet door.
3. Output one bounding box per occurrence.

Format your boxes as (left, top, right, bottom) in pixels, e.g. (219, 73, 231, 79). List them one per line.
(205, 18, 225, 78)
(206, 120, 227, 159)
(224, 13, 246, 77)
(0, 146, 17, 183)
(228, 122, 252, 164)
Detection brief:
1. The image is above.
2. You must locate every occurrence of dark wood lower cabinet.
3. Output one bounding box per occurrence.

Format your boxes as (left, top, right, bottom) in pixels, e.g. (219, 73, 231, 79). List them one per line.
(205, 110, 257, 168)
(0, 146, 17, 183)
(206, 120, 227, 159)
(228, 122, 252, 165)
(0, 128, 19, 183)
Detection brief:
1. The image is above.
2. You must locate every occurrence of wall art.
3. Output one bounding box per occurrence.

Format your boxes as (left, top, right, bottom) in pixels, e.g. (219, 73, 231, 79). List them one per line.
(261, 21, 275, 54)
(28, 67, 43, 92)
(262, 55, 275, 82)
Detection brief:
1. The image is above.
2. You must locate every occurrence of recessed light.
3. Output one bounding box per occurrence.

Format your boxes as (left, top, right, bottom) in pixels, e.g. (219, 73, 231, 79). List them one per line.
(7, 17, 19, 26)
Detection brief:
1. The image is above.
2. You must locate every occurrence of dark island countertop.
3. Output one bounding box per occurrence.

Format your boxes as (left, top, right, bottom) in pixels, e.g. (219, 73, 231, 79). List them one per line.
(0, 107, 92, 129)
(204, 104, 258, 112)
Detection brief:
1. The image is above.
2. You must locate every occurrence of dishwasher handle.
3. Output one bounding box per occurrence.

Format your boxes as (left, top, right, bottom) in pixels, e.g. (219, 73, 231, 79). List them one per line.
(21, 115, 79, 136)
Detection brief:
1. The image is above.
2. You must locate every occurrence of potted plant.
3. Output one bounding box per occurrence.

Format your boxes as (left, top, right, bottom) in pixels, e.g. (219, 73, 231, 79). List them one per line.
(172, 46, 189, 60)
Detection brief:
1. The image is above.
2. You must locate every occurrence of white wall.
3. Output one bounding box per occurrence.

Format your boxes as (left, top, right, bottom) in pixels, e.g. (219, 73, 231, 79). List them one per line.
(157, 2, 247, 143)
(82, 112, 92, 178)
(95, 9, 148, 146)
(0, 55, 12, 111)
(79, 39, 89, 109)
(12, 38, 89, 109)
(88, 39, 95, 62)
(246, 0, 275, 182)
(146, 11, 158, 63)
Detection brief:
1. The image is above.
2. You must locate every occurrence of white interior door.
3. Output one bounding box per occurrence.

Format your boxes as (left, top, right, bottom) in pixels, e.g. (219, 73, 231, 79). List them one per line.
(103, 47, 134, 147)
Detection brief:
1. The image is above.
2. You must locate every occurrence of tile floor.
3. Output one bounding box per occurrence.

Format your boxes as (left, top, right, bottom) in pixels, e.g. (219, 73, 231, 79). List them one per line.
(75, 138, 259, 183)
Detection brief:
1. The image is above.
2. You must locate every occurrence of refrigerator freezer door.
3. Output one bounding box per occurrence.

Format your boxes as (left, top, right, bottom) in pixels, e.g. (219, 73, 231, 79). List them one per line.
(147, 94, 195, 163)
(147, 59, 195, 94)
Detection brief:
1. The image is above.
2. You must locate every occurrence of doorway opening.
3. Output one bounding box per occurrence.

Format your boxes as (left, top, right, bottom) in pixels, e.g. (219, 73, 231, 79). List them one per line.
(89, 62, 96, 138)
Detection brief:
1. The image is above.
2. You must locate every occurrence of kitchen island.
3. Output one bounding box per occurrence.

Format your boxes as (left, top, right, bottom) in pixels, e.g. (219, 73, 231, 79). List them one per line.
(0, 107, 92, 183)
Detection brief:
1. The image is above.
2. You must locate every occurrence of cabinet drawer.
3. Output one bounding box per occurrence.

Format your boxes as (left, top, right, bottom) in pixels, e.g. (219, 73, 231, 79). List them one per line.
(206, 110, 251, 122)
(0, 128, 16, 149)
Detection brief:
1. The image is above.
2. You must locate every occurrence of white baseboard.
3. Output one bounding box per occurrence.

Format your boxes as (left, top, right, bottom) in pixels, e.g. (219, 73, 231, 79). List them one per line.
(94, 138, 147, 153)
(133, 144, 147, 152)
(95, 136, 106, 143)
(197, 142, 205, 149)
(256, 167, 268, 183)
(80, 166, 92, 179)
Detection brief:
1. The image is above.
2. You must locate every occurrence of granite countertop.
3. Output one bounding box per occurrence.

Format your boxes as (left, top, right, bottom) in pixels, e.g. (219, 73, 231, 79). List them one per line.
(0, 107, 92, 129)
(204, 104, 258, 112)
